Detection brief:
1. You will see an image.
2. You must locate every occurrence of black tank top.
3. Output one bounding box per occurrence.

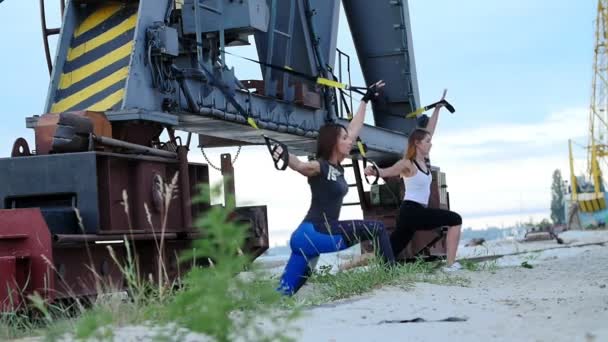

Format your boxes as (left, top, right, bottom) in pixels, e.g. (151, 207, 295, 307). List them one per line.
(303, 159, 348, 222)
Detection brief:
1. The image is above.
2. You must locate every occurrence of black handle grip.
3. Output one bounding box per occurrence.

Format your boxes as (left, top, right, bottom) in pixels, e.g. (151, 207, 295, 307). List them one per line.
(363, 158, 380, 185)
(263, 135, 289, 171)
(441, 99, 456, 114)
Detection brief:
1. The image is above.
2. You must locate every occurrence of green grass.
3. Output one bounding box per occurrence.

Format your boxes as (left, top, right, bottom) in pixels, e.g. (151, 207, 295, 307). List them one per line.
(291, 257, 470, 305)
(1, 181, 300, 342)
(0, 309, 44, 340)
(64, 182, 299, 342)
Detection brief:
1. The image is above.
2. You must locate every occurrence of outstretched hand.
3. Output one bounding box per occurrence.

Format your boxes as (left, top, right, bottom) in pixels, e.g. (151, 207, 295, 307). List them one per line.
(272, 144, 283, 159)
(362, 80, 386, 103)
(364, 165, 377, 177)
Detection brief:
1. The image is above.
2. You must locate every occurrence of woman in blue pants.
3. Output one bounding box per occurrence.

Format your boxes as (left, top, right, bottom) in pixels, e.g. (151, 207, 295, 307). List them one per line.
(272, 80, 396, 296)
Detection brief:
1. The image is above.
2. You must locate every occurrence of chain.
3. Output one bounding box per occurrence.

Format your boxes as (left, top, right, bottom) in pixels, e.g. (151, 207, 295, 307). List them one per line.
(232, 145, 242, 165)
(199, 145, 242, 171)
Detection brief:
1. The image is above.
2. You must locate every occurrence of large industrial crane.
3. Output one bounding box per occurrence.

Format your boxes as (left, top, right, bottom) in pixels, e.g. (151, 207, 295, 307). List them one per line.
(0, 0, 450, 311)
(568, 0, 608, 217)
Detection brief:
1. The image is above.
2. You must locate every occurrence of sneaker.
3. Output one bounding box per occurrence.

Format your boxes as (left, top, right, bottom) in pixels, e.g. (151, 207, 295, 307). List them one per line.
(442, 261, 462, 272)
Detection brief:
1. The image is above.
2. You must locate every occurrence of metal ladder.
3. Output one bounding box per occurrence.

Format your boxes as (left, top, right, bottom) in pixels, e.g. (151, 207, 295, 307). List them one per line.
(336, 48, 354, 120)
(342, 159, 368, 210)
(39, 0, 65, 75)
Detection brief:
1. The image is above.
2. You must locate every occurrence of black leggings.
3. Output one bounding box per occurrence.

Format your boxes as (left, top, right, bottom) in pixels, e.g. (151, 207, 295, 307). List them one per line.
(312, 219, 396, 264)
(390, 200, 462, 257)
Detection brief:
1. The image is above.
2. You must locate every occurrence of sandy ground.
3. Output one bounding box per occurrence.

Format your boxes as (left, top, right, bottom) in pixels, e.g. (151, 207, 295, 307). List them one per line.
(14, 231, 608, 341)
(256, 230, 608, 275)
(280, 231, 608, 342)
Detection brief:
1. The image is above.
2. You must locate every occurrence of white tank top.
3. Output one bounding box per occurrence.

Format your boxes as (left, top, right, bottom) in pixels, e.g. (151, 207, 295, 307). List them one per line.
(403, 160, 432, 206)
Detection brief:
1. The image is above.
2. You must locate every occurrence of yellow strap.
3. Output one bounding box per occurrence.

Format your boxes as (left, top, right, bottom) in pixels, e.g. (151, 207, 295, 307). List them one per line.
(247, 117, 259, 129)
(316, 77, 346, 89)
(406, 107, 426, 118)
(357, 140, 366, 158)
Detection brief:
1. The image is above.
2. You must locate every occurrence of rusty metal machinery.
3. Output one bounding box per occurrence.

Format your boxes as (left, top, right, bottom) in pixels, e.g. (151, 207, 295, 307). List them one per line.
(0, 110, 269, 312)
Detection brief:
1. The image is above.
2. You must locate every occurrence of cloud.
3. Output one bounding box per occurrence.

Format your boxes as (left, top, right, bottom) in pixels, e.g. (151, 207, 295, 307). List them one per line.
(429, 107, 590, 224)
(433, 107, 588, 150)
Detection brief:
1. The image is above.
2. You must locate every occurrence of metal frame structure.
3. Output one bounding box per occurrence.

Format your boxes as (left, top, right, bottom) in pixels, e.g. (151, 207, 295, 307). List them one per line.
(36, 0, 422, 164)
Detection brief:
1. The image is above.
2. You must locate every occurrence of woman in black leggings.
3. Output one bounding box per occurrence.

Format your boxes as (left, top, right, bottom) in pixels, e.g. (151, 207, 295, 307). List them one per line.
(365, 90, 462, 271)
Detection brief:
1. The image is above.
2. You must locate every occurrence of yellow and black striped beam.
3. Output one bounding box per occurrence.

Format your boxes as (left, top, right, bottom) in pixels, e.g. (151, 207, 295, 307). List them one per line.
(50, 3, 138, 113)
(578, 196, 607, 212)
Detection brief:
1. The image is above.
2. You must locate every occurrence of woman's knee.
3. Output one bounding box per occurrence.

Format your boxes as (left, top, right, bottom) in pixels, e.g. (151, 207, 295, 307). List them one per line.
(449, 211, 462, 226)
(371, 220, 385, 230)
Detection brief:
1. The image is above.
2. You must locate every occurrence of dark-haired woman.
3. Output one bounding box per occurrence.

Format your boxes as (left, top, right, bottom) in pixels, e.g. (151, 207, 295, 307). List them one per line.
(275, 81, 396, 296)
(365, 89, 462, 271)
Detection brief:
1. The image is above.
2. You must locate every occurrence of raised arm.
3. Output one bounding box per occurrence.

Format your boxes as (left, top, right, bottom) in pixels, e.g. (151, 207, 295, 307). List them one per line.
(426, 89, 447, 137)
(347, 80, 385, 140)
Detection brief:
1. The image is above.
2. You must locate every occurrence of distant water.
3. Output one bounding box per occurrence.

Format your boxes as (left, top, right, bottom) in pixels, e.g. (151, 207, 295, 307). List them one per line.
(263, 225, 528, 258)
(461, 226, 528, 242)
(463, 211, 548, 232)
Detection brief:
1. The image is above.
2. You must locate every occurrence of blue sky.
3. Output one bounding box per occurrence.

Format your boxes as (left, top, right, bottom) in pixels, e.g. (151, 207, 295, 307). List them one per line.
(409, 0, 595, 128)
(0, 1, 598, 245)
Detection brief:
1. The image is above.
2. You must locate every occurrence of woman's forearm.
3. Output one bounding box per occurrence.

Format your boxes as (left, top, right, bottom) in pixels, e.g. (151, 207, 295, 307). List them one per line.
(347, 101, 368, 139)
(287, 153, 302, 171)
(427, 106, 441, 136)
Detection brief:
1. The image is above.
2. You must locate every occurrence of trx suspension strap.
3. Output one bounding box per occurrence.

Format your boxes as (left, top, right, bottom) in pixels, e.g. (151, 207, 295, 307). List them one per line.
(195, 61, 260, 129)
(179, 36, 370, 104)
(220, 49, 370, 95)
